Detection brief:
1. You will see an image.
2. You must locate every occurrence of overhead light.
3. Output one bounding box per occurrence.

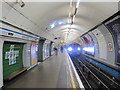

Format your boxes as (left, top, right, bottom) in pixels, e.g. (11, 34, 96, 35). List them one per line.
(70, 0, 73, 7)
(58, 22, 62, 25)
(68, 0, 80, 25)
(69, 12, 71, 18)
(50, 24, 55, 28)
(49, 20, 67, 29)
(68, 17, 72, 24)
(73, 15, 76, 22)
(76, 0, 81, 8)
(58, 21, 66, 25)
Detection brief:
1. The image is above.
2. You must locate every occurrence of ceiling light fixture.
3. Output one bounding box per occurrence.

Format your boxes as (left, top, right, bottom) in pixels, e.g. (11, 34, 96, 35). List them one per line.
(50, 24, 55, 28)
(72, 15, 76, 22)
(66, 0, 81, 42)
(76, 0, 81, 8)
(70, 0, 73, 7)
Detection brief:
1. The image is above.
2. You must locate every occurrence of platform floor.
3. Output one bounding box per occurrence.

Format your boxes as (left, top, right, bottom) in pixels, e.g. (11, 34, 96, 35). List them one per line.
(4, 52, 78, 88)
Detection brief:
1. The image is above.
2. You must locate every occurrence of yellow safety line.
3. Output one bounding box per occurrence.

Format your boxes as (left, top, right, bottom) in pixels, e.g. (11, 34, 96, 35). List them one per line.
(65, 52, 76, 89)
(70, 69, 77, 89)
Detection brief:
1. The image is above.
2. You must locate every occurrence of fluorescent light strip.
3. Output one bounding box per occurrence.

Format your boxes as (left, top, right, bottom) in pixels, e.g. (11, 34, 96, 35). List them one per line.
(76, 0, 81, 8)
(68, 0, 73, 24)
(70, 0, 73, 7)
(73, 15, 76, 22)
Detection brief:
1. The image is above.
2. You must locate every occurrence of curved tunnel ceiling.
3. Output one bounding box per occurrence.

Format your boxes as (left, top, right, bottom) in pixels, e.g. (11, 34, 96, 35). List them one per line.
(8, 1, 119, 43)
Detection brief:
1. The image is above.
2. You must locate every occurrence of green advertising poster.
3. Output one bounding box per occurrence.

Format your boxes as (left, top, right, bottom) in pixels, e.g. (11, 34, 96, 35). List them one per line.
(3, 42, 24, 79)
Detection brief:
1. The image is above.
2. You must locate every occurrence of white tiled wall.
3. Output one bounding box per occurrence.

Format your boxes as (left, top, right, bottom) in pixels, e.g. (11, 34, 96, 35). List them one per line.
(92, 28, 107, 60)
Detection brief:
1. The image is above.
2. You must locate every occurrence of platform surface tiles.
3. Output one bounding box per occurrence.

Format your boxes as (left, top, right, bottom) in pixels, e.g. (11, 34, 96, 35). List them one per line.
(4, 52, 84, 89)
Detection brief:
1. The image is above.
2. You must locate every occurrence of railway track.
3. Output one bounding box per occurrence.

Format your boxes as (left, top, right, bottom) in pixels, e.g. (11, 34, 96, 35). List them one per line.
(70, 55, 120, 90)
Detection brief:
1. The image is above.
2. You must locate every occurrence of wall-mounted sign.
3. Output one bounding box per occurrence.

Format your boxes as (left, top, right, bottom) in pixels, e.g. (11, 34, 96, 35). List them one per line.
(31, 42, 37, 65)
(108, 42, 113, 51)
